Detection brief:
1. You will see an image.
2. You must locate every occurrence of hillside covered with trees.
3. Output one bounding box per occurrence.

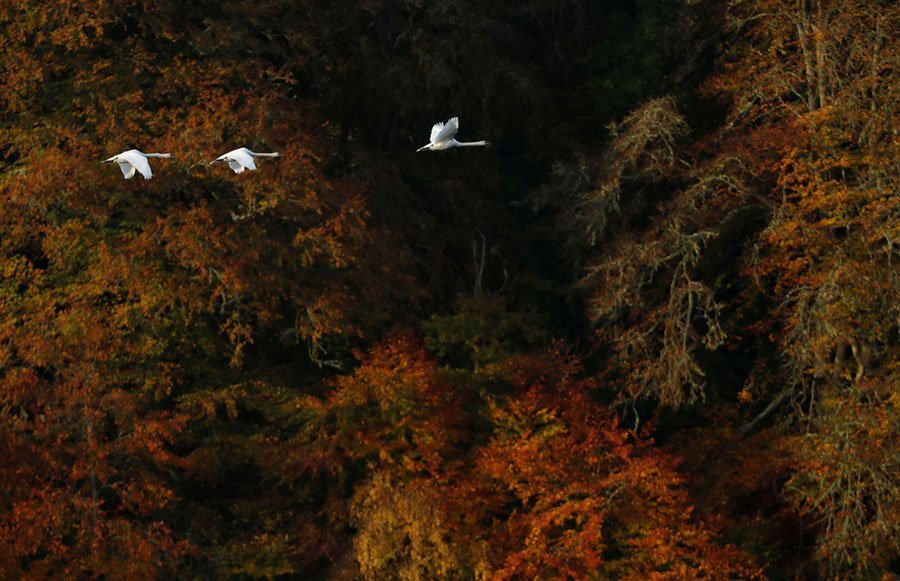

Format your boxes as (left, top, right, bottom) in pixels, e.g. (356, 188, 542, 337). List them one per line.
(0, 0, 897, 578)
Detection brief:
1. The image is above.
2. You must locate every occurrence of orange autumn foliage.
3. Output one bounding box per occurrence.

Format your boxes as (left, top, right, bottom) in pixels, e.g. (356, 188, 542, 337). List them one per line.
(471, 351, 763, 579)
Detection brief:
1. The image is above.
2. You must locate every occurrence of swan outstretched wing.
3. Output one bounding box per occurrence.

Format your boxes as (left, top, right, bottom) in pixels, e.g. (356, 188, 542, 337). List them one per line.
(119, 150, 152, 179)
(228, 161, 245, 173)
(429, 122, 444, 142)
(431, 117, 459, 143)
(229, 149, 257, 172)
(118, 161, 137, 179)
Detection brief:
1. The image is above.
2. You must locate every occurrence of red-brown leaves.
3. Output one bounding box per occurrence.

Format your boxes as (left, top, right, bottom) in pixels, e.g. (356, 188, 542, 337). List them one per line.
(471, 351, 761, 579)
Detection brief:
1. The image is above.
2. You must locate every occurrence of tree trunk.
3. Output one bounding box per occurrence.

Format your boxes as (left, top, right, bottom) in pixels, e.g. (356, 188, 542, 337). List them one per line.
(796, 0, 820, 112)
(473, 231, 486, 297)
(832, 340, 849, 383)
(813, 0, 828, 108)
(85, 419, 100, 548)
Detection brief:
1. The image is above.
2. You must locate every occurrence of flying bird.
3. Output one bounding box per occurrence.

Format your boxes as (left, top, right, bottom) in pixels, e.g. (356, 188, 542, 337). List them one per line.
(417, 117, 489, 152)
(104, 149, 173, 180)
(210, 147, 281, 173)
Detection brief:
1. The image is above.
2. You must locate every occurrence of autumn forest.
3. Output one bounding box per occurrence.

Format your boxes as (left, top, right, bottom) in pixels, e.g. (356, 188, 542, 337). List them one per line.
(1, 0, 898, 579)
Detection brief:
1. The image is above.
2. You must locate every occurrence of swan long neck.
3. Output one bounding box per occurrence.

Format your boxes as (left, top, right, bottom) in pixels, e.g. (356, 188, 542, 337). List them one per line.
(248, 151, 280, 158)
(454, 140, 489, 147)
(144, 153, 174, 158)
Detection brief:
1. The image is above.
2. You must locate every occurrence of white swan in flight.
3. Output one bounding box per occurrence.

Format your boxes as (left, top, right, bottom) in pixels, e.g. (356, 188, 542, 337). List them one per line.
(104, 149, 173, 180)
(210, 148, 281, 173)
(417, 117, 489, 151)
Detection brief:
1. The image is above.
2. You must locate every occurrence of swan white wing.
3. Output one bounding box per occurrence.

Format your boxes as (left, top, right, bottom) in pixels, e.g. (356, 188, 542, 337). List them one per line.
(228, 160, 245, 173)
(429, 122, 445, 143)
(230, 149, 257, 171)
(118, 161, 137, 179)
(119, 150, 152, 179)
(431, 117, 459, 143)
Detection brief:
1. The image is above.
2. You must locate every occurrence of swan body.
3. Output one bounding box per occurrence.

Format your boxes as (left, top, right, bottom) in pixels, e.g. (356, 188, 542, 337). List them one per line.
(210, 147, 281, 173)
(417, 117, 489, 152)
(104, 150, 173, 180)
